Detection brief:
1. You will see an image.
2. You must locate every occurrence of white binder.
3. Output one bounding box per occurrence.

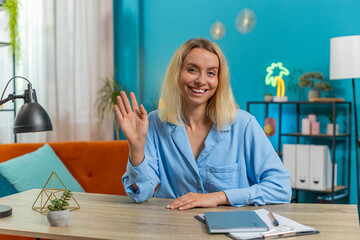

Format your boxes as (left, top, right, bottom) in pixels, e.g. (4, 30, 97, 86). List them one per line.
(295, 144, 310, 189)
(309, 145, 337, 191)
(309, 145, 326, 190)
(282, 144, 297, 188)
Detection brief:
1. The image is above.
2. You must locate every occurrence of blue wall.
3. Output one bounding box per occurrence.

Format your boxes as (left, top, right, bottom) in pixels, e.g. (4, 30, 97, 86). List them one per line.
(114, 0, 360, 204)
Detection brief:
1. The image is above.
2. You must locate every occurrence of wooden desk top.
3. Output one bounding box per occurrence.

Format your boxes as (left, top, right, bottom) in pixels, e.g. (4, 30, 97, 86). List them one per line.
(0, 189, 359, 240)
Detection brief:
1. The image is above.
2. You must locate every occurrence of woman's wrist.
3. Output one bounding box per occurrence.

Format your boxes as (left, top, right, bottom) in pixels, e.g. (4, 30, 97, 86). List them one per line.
(216, 191, 230, 206)
(128, 144, 145, 167)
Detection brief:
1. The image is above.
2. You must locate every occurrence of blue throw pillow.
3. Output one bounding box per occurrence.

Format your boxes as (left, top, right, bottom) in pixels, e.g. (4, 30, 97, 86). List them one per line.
(0, 144, 84, 193)
(0, 173, 17, 198)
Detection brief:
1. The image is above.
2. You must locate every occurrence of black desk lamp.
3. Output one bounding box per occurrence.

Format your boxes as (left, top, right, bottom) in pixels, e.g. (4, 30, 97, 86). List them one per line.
(0, 76, 53, 218)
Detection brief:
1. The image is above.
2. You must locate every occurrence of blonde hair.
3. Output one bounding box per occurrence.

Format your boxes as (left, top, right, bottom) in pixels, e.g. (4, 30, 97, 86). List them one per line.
(159, 38, 238, 130)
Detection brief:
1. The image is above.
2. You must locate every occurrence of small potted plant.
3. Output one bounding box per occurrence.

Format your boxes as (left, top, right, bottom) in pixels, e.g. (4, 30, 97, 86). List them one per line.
(264, 93, 273, 102)
(298, 72, 332, 100)
(47, 190, 73, 227)
(326, 114, 338, 135)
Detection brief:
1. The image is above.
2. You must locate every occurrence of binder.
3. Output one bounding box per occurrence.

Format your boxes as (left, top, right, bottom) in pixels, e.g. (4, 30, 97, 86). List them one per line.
(204, 211, 268, 233)
(295, 144, 310, 189)
(282, 144, 296, 188)
(309, 145, 327, 190)
(309, 145, 337, 191)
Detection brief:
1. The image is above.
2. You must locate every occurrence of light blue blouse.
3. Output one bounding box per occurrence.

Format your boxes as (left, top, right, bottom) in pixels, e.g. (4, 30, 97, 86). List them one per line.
(122, 110, 291, 206)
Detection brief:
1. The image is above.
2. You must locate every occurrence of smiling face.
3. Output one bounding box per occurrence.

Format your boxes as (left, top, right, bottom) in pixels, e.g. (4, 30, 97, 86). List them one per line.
(178, 48, 219, 111)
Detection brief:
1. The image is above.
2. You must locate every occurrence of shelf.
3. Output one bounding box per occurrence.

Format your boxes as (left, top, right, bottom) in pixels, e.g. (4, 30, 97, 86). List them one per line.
(247, 100, 351, 204)
(0, 17, 16, 142)
(0, 42, 10, 47)
(293, 185, 348, 194)
(316, 192, 348, 203)
(281, 133, 350, 138)
(0, 109, 15, 112)
(247, 101, 351, 104)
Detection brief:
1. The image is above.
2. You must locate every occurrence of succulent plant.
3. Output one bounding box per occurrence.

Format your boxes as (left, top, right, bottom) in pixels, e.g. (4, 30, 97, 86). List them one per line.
(47, 190, 73, 211)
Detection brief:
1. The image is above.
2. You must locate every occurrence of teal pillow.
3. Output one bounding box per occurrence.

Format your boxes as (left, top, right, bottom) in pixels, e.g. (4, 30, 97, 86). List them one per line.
(0, 173, 18, 197)
(0, 144, 84, 192)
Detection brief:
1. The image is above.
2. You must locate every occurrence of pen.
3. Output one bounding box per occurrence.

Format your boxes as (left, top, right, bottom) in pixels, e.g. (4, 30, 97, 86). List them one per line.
(262, 229, 296, 239)
(268, 212, 279, 226)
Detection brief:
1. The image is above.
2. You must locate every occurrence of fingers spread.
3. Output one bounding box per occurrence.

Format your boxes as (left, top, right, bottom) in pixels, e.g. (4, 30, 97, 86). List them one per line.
(114, 104, 123, 120)
(130, 92, 139, 116)
(116, 95, 127, 117)
(121, 91, 133, 114)
(140, 104, 148, 121)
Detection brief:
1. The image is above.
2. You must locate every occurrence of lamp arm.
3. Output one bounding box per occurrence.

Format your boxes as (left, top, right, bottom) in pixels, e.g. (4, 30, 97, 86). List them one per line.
(0, 94, 24, 106)
(0, 76, 31, 103)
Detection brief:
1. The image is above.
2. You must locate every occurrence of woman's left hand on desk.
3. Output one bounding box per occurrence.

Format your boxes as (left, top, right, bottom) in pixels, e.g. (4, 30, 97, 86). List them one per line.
(166, 191, 230, 210)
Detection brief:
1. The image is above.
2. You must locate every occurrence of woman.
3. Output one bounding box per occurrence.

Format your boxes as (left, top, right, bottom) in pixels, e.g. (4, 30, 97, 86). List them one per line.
(115, 38, 291, 210)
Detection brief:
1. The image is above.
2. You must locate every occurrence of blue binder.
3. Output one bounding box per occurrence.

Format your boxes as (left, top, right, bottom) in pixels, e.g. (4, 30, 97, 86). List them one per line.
(204, 210, 269, 233)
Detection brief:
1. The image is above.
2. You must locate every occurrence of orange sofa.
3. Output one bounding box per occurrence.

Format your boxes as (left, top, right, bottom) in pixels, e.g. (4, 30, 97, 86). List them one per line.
(0, 140, 129, 240)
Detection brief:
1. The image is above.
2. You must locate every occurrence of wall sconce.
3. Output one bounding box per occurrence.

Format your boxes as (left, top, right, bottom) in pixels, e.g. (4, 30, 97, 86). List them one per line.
(236, 7, 256, 34)
(210, 21, 226, 40)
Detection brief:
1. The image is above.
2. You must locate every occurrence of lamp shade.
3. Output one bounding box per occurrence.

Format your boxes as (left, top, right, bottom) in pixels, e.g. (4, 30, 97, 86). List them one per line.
(330, 35, 360, 80)
(13, 102, 53, 134)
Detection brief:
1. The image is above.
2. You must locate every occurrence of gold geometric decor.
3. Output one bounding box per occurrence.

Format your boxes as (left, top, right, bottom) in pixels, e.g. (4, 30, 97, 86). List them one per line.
(32, 171, 80, 214)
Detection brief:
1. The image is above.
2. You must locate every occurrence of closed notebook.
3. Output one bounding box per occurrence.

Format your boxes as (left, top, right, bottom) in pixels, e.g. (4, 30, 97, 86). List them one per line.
(204, 211, 268, 233)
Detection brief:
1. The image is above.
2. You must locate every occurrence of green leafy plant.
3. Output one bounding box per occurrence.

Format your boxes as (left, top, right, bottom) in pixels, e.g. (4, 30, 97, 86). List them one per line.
(3, 0, 20, 59)
(95, 76, 128, 140)
(298, 72, 332, 92)
(326, 114, 337, 124)
(47, 190, 73, 211)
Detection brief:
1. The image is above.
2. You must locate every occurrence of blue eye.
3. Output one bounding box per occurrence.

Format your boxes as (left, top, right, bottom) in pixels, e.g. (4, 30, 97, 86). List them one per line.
(188, 68, 197, 73)
(208, 71, 216, 76)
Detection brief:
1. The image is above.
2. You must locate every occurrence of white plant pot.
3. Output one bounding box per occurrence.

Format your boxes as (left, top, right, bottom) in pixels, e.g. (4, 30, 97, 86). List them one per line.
(326, 123, 339, 135)
(47, 209, 70, 227)
(308, 90, 320, 101)
(264, 95, 273, 102)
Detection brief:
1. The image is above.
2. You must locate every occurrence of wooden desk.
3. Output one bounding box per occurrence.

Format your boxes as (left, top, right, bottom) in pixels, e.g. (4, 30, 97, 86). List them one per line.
(0, 189, 359, 240)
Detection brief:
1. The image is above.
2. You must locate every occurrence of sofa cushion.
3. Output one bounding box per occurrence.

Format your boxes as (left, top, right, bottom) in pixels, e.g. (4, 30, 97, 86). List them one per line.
(0, 141, 129, 195)
(0, 173, 17, 198)
(0, 144, 84, 192)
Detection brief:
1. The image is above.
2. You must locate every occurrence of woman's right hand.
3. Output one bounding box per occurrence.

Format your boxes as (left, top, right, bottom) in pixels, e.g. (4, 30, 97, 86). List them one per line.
(115, 91, 148, 167)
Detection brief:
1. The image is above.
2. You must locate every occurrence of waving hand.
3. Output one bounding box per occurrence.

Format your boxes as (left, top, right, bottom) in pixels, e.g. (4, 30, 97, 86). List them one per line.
(115, 91, 148, 167)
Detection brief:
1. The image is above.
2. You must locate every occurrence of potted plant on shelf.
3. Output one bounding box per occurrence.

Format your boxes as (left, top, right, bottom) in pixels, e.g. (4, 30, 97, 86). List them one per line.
(47, 190, 73, 227)
(298, 72, 332, 100)
(264, 93, 273, 102)
(326, 113, 338, 135)
(2, 0, 20, 59)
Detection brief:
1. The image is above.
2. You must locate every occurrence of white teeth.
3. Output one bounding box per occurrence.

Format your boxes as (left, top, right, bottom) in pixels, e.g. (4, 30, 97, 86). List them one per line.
(192, 88, 205, 93)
